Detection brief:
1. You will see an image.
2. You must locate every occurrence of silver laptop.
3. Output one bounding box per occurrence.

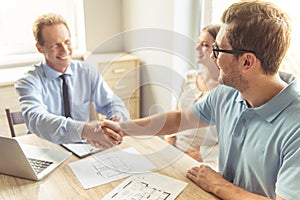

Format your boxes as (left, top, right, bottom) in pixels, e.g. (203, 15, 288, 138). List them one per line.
(0, 136, 71, 181)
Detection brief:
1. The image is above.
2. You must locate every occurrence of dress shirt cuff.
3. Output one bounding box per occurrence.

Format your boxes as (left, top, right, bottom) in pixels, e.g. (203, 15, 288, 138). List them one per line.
(63, 120, 86, 142)
(113, 114, 129, 122)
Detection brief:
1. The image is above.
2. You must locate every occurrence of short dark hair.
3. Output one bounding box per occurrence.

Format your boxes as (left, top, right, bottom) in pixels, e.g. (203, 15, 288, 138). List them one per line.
(221, 0, 291, 75)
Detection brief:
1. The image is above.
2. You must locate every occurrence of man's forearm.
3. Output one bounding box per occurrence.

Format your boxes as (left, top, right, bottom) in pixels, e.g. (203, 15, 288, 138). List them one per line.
(119, 111, 182, 136)
(212, 181, 271, 200)
(187, 165, 275, 200)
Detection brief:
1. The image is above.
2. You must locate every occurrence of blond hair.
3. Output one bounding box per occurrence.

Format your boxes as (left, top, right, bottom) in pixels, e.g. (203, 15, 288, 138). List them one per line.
(33, 13, 70, 46)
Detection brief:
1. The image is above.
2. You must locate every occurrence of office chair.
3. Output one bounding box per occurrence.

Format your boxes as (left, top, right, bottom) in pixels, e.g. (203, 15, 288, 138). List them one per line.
(5, 108, 27, 137)
(5, 104, 97, 137)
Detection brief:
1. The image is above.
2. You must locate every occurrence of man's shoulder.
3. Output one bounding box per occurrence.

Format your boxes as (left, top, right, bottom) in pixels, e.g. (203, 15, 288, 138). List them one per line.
(205, 85, 239, 108)
(70, 60, 84, 69)
(17, 63, 43, 79)
(14, 64, 45, 88)
(71, 60, 97, 72)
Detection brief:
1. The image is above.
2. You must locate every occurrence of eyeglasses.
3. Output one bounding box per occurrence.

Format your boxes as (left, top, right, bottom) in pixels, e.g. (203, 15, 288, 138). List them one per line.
(212, 43, 256, 59)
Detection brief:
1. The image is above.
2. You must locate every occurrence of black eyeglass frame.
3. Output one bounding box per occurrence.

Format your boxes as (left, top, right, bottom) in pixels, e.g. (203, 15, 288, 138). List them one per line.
(212, 43, 256, 59)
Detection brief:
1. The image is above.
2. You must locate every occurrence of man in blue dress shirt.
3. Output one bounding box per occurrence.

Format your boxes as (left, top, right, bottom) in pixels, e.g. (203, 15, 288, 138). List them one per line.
(100, 1, 300, 199)
(15, 13, 129, 148)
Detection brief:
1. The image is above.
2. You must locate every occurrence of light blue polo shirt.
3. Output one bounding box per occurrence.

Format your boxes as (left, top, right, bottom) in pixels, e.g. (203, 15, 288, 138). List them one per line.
(192, 72, 300, 199)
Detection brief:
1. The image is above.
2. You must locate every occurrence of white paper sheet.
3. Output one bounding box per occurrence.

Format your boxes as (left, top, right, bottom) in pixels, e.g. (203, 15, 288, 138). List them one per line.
(69, 147, 156, 189)
(102, 172, 188, 200)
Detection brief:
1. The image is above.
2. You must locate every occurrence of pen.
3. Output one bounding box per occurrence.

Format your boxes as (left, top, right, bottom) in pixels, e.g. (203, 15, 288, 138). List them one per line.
(73, 141, 88, 144)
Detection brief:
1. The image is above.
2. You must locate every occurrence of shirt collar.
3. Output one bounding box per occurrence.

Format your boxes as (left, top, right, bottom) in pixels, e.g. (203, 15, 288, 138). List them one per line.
(236, 72, 299, 122)
(42, 61, 73, 80)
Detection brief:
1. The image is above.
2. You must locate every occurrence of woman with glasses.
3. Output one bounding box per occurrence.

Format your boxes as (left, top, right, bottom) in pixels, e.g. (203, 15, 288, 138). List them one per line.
(165, 24, 220, 170)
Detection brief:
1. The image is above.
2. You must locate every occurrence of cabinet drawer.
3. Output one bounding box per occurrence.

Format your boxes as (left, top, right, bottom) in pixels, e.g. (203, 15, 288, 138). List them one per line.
(0, 84, 24, 137)
(123, 97, 139, 119)
(0, 85, 20, 110)
(96, 97, 140, 120)
(106, 75, 139, 99)
(99, 60, 139, 80)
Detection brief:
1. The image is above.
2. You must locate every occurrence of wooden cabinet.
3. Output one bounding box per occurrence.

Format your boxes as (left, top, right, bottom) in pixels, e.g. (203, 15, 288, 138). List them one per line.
(0, 83, 27, 137)
(0, 66, 34, 137)
(86, 53, 140, 119)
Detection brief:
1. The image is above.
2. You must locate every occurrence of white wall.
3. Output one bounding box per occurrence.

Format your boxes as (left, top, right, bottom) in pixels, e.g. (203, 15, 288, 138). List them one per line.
(122, 0, 200, 117)
(83, 0, 123, 52)
(84, 0, 200, 117)
(122, 0, 175, 116)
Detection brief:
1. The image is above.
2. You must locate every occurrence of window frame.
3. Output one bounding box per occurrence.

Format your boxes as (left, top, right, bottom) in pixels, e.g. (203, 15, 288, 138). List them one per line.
(0, 0, 86, 69)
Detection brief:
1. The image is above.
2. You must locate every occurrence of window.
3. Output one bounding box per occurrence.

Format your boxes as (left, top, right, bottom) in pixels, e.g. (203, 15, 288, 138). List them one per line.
(201, 0, 300, 79)
(0, 0, 85, 68)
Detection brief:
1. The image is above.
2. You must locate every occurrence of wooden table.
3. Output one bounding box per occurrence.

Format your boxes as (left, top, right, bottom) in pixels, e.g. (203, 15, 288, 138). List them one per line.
(0, 134, 219, 200)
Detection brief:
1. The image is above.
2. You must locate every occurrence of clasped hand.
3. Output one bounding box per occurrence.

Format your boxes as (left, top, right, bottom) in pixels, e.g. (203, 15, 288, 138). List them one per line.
(82, 119, 124, 150)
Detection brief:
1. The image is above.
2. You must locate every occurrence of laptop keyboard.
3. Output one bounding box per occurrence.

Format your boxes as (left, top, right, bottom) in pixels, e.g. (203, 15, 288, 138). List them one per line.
(28, 158, 53, 174)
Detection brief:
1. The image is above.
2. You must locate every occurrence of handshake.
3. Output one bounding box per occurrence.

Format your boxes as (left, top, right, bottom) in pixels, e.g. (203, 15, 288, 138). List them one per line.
(81, 111, 184, 150)
(82, 118, 125, 150)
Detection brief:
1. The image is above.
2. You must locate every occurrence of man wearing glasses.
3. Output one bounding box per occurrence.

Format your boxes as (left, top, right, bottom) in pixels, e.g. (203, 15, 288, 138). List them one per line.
(100, 1, 300, 199)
